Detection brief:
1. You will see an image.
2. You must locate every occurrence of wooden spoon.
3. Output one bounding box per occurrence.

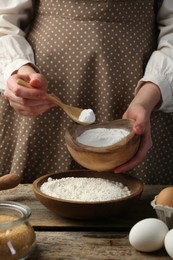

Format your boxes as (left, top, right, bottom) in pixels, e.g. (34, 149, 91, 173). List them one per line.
(0, 173, 21, 190)
(17, 79, 95, 125)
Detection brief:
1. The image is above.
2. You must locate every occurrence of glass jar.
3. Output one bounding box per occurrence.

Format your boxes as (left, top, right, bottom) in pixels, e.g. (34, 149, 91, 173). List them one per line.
(0, 201, 36, 260)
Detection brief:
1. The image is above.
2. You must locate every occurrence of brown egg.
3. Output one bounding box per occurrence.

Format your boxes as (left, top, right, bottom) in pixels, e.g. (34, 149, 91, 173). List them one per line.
(156, 187, 173, 207)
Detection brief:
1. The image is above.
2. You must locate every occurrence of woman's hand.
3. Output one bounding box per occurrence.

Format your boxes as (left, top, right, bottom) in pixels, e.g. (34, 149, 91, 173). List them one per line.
(4, 65, 54, 116)
(114, 82, 161, 173)
(114, 103, 152, 173)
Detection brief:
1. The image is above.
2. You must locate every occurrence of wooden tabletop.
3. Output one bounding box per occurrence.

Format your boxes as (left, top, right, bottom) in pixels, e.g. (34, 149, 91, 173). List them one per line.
(0, 184, 170, 259)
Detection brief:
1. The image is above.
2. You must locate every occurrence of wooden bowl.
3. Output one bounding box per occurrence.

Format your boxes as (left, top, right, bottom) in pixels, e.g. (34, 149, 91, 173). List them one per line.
(65, 119, 140, 171)
(33, 170, 143, 220)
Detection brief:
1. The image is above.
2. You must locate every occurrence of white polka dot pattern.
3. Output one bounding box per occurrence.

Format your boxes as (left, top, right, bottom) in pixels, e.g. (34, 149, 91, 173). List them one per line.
(0, 0, 173, 184)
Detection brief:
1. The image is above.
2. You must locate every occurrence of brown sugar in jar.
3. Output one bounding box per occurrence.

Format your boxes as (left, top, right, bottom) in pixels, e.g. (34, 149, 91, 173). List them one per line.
(0, 201, 36, 260)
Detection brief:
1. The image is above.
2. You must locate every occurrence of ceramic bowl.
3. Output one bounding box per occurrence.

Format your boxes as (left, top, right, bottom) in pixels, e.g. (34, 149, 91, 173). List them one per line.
(33, 170, 143, 220)
(64, 119, 140, 172)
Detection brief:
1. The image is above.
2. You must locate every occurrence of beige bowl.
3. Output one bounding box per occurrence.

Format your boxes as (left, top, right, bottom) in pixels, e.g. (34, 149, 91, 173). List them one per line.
(33, 170, 143, 220)
(65, 119, 140, 171)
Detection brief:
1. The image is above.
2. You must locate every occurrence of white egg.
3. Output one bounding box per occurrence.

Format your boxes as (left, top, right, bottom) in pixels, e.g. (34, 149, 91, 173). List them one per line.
(129, 218, 168, 252)
(164, 229, 173, 259)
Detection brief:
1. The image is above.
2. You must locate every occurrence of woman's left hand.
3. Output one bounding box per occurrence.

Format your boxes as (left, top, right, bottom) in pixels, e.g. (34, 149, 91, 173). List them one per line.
(114, 82, 161, 173)
(114, 103, 152, 173)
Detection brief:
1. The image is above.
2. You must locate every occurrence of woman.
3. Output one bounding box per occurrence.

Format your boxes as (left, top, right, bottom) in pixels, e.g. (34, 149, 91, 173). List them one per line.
(0, 0, 173, 184)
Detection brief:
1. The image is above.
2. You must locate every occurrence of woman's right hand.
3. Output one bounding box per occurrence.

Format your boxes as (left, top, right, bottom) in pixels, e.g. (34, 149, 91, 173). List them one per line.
(4, 64, 54, 116)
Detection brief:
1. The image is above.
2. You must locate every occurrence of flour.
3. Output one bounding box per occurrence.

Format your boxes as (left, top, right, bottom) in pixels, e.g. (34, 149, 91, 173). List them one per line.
(78, 109, 96, 123)
(76, 128, 130, 147)
(40, 177, 131, 202)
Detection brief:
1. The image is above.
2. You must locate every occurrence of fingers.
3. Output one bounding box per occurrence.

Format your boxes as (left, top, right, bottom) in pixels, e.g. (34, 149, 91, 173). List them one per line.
(4, 93, 53, 116)
(5, 74, 47, 100)
(12, 103, 53, 116)
(116, 105, 153, 173)
(114, 130, 153, 173)
(123, 110, 148, 136)
(4, 73, 54, 116)
(133, 124, 144, 135)
(8, 96, 54, 116)
(29, 73, 48, 92)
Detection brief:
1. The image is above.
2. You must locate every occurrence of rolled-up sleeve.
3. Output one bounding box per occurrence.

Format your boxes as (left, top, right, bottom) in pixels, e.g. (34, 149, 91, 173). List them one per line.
(0, 0, 35, 93)
(136, 0, 173, 112)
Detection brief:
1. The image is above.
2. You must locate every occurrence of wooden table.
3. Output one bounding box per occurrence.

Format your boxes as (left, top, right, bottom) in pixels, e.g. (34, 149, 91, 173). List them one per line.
(0, 184, 170, 259)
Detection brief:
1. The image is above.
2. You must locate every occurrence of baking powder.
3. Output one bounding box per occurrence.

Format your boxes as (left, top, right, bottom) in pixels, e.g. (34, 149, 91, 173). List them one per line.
(76, 128, 130, 147)
(78, 109, 96, 123)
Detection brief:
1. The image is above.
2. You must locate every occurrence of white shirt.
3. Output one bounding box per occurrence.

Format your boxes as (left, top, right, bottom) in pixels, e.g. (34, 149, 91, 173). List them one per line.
(0, 0, 173, 112)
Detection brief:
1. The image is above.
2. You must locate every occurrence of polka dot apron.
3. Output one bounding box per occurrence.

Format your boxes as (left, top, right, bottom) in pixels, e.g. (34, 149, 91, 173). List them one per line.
(0, 0, 172, 184)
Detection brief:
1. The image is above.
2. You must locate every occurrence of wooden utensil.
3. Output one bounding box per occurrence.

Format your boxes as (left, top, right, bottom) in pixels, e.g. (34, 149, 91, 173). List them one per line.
(17, 79, 94, 125)
(0, 173, 21, 190)
(33, 170, 143, 220)
(65, 119, 140, 171)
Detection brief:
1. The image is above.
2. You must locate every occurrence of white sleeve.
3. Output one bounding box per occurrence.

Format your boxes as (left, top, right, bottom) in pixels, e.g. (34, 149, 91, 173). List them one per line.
(136, 0, 173, 112)
(0, 0, 36, 93)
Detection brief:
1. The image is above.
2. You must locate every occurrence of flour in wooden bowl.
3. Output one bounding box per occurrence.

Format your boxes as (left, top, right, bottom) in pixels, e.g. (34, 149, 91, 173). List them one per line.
(40, 177, 131, 202)
(76, 128, 130, 147)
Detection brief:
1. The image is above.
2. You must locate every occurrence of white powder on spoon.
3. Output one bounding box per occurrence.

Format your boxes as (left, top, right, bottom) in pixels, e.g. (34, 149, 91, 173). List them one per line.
(40, 177, 131, 202)
(78, 109, 96, 124)
(76, 128, 130, 147)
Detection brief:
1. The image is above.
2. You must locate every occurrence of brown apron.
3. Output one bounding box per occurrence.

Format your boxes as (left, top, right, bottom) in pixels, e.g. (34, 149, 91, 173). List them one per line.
(0, 0, 172, 184)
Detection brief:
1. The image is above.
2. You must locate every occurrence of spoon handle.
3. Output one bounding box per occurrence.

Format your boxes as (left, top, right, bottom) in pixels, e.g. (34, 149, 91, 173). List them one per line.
(0, 173, 21, 190)
(17, 79, 63, 107)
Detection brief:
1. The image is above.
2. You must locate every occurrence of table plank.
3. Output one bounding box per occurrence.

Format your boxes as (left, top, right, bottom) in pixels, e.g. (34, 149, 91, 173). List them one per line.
(0, 184, 166, 230)
(29, 231, 169, 260)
